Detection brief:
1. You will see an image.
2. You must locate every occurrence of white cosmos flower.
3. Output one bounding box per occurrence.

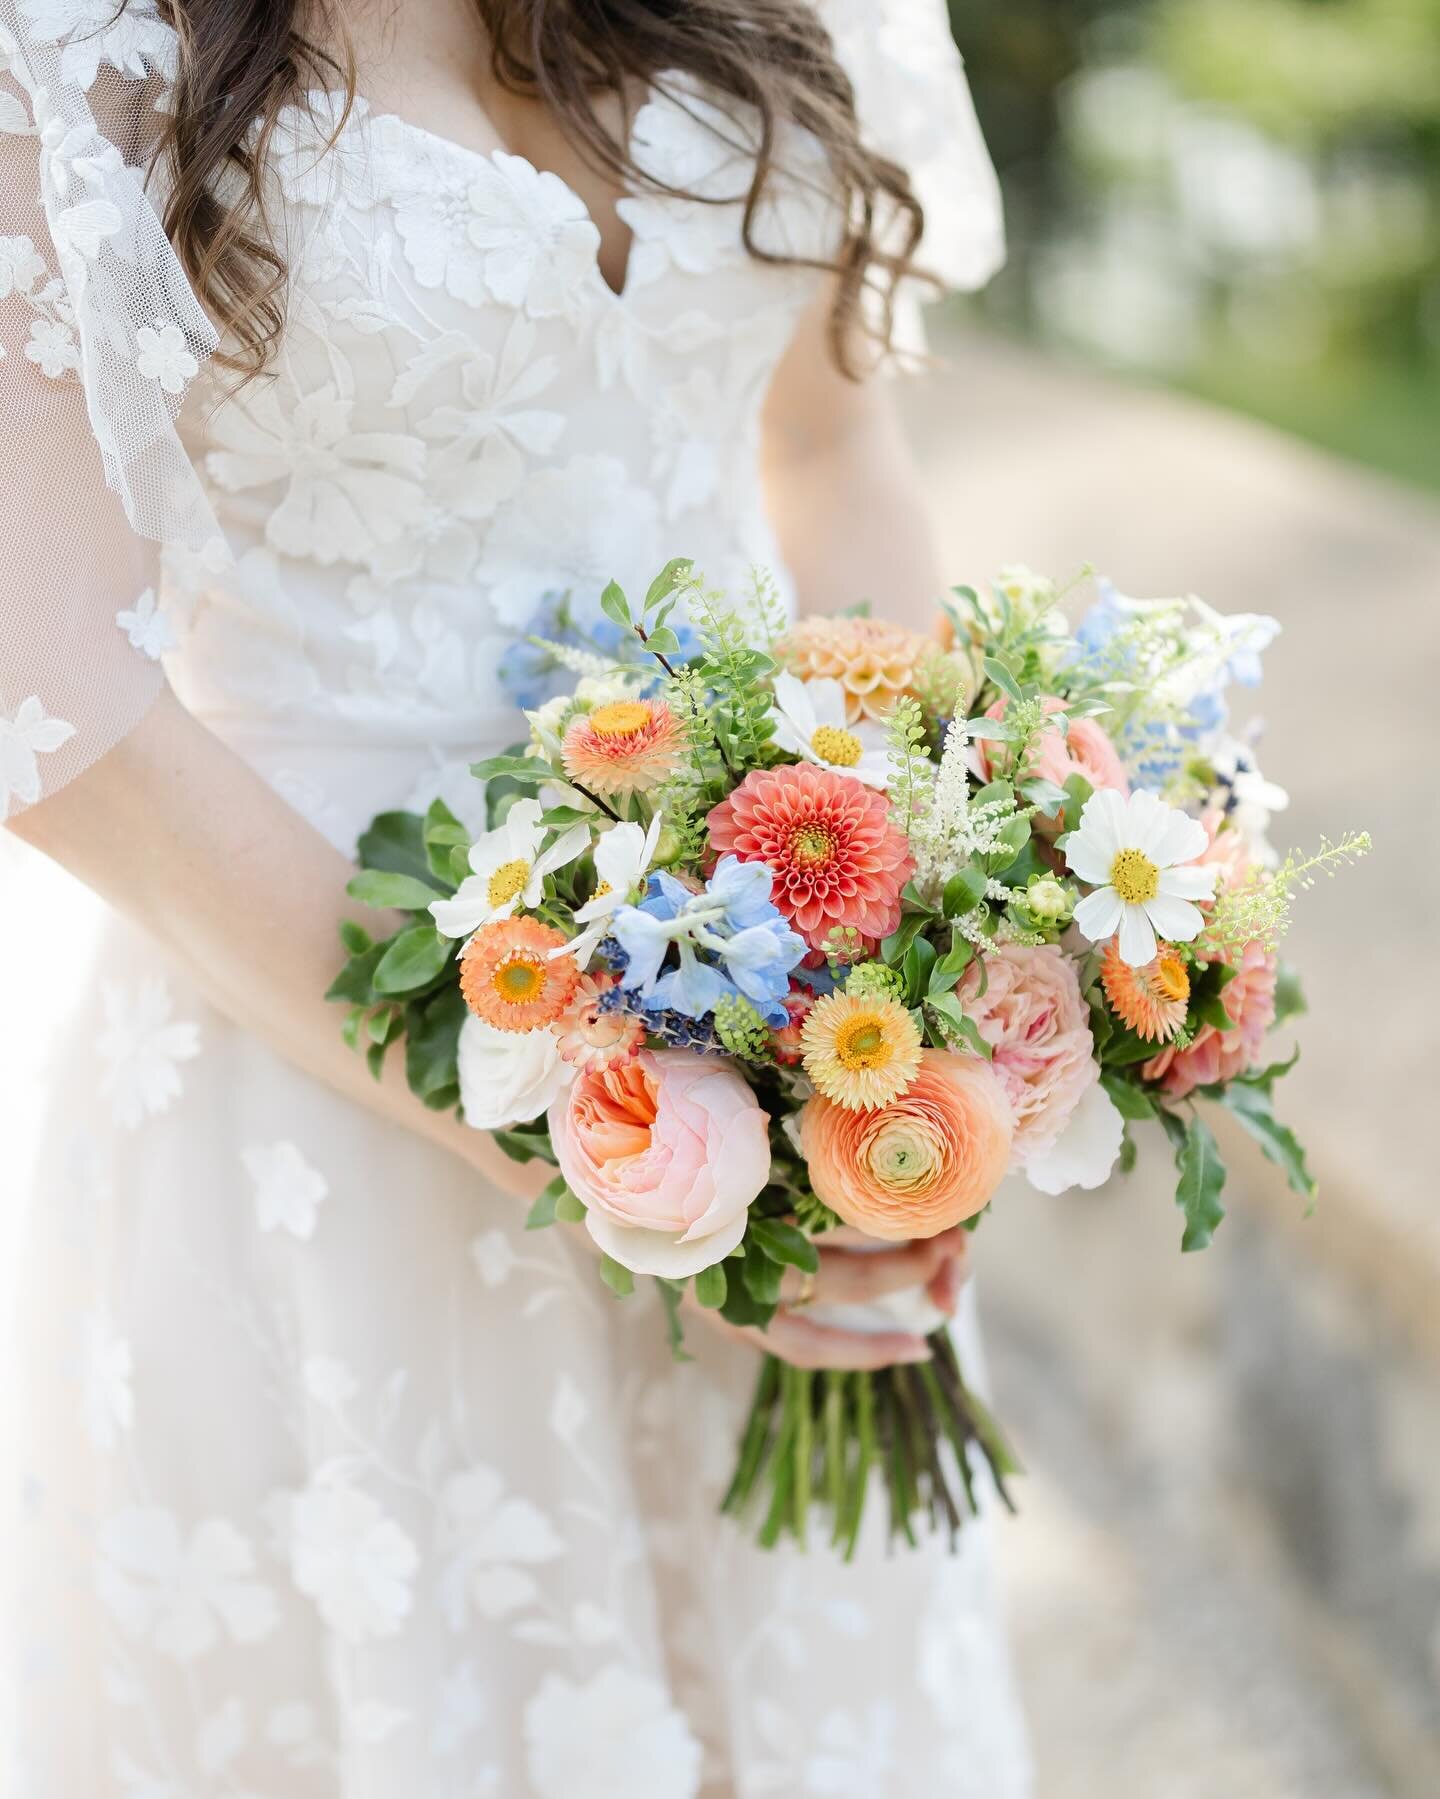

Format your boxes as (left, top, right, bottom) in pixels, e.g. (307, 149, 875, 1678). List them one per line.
(770, 672, 891, 787)
(430, 798, 590, 938)
(564, 812, 663, 964)
(1065, 787, 1216, 967)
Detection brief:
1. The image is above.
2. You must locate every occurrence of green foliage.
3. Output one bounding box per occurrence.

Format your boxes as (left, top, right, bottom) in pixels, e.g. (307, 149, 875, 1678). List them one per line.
(599, 1255, 635, 1298)
(357, 811, 432, 885)
(1158, 1108, 1228, 1251)
(713, 993, 772, 1061)
(885, 696, 931, 838)
(525, 1175, 570, 1230)
(347, 870, 445, 912)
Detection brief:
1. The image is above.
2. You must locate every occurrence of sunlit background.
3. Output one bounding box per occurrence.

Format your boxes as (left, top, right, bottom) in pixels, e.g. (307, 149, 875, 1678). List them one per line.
(934, 2, 1439, 1793)
(2, 2, 1437, 1792)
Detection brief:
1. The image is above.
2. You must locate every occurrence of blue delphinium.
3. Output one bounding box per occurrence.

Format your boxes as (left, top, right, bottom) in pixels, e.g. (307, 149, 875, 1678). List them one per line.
(499, 592, 703, 711)
(608, 857, 805, 1027)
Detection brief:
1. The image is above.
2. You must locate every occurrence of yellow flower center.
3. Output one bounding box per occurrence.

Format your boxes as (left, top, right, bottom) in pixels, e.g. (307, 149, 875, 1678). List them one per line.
(811, 724, 863, 769)
(487, 858, 531, 909)
(492, 953, 546, 1005)
(834, 1013, 891, 1071)
(1110, 847, 1160, 905)
(1156, 949, 1190, 1003)
(791, 824, 835, 867)
(591, 879, 613, 902)
(589, 700, 651, 739)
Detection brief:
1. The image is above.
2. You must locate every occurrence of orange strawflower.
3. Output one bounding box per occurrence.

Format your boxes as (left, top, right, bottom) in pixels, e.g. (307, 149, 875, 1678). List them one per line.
(1100, 939, 1190, 1043)
(460, 916, 579, 1032)
(775, 616, 929, 724)
(561, 699, 685, 797)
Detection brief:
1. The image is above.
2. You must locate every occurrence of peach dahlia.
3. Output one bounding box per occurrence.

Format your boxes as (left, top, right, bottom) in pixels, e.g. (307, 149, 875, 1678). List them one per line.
(775, 615, 930, 724)
(706, 762, 915, 951)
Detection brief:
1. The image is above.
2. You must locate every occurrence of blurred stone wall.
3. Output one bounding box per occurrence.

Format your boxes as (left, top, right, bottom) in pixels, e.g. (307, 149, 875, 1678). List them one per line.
(905, 326, 1440, 1795)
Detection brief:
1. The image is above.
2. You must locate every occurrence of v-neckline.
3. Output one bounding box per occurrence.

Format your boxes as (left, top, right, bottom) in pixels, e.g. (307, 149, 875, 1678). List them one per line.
(349, 83, 659, 304)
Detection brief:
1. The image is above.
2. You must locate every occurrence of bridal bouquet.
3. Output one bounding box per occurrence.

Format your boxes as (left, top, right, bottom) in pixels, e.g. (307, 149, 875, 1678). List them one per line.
(328, 560, 1367, 1555)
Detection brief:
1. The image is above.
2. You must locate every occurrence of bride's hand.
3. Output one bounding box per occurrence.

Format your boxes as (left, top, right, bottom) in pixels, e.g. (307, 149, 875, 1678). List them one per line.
(688, 1227, 972, 1371)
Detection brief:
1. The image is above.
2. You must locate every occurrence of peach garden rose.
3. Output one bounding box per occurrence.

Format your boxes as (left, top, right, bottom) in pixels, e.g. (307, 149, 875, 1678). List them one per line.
(799, 1050, 1013, 1241)
(549, 1049, 770, 1278)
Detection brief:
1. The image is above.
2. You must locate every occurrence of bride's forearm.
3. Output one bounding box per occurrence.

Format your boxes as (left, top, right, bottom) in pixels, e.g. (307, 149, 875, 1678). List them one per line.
(8, 685, 544, 1201)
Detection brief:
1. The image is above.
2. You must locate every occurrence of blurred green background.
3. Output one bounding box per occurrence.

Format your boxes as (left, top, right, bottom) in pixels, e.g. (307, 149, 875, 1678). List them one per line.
(953, 0, 1440, 492)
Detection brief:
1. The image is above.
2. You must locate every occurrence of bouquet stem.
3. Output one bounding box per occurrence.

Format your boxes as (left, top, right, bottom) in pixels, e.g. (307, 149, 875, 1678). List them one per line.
(721, 1331, 1020, 1556)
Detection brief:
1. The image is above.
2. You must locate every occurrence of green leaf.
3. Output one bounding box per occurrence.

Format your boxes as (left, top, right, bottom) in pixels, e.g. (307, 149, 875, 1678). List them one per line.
(373, 924, 451, 995)
(1272, 962, 1307, 1026)
(1192, 988, 1237, 1033)
(1169, 1111, 1228, 1252)
(1062, 772, 1094, 822)
(645, 557, 692, 610)
(539, 806, 593, 828)
(554, 1188, 587, 1223)
(325, 941, 389, 1006)
(925, 991, 994, 1059)
(599, 580, 631, 629)
(942, 867, 988, 917)
(420, 1082, 461, 1113)
(365, 1040, 388, 1082)
(366, 1006, 397, 1045)
(984, 656, 1024, 704)
(741, 1240, 785, 1305)
(346, 869, 446, 912)
(1020, 777, 1068, 817)
(525, 1175, 568, 1230)
(491, 1126, 559, 1167)
(642, 626, 681, 657)
(599, 1254, 635, 1297)
(880, 912, 927, 964)
(750, 1217, 820, 1273)
(404, 986, 467, 1103)
(934, 932, 974, 980)
(1100, 1070, 1157, 1122)
(340, 1006, 364, 1051)
(423, 798, 468, 890)
(694, 1262, 728, 1309)
(1220, 1083, 1317, 1201)
(901, 934, 936, 1004)
(963, 718, 1016, 743)
(338, 919, 373, 955)
(357, 811, 431, 884)
(469, 753, 546, 784)
(655, 1279, 694, 1362)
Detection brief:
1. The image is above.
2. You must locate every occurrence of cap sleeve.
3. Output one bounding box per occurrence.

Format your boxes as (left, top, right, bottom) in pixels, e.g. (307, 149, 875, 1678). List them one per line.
(1, 1, 220, 823)
(823, 0, 1005, 355)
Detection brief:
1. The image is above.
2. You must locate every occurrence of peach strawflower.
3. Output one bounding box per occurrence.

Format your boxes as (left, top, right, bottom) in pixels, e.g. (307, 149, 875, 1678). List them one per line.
(776, 615, 930, 724)
(1101, 939, 1190, 1043)
(800, 1050, 1013, 1240)
(552, 972, 645, 1071)
(460, 916, 579, 1032)
(561, 699, 684, 797)
(707, 762, 914, 951)
(1142, 940, 1277, 1099)
(801, 990, 923, 1112)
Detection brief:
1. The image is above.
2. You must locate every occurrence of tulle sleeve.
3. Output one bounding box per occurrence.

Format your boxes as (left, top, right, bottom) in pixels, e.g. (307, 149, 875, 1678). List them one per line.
(823, 0, 1005, 356)
(0, 1, 220, 823)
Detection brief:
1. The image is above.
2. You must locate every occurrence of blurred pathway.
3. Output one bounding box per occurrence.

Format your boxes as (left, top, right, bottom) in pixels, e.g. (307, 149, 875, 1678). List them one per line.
(906, 328, 1440, 1796)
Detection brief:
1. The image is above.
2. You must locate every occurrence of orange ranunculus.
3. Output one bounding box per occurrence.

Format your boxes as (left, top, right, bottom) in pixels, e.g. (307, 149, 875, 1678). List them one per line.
(798, 1050, 1013, 1241)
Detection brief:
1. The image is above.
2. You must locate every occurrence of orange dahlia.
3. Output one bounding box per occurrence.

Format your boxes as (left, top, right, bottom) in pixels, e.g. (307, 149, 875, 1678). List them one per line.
(552, 972, 645, 1071)
(460, 916, 579, 1032)
(561, 699, 684, 797)
(1100, 938, 1190, 1043)
(775, 616, 930, 724)
(707, 762, 914, 951)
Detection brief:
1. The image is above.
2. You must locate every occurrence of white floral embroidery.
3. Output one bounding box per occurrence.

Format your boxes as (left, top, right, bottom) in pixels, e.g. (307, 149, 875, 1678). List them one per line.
(438, 1465, 563, 1627)
(80, 1312, 134, 1450)
(0, 235, 49, 298)
(206, 382, 426, 566)
(115, 587, 175, 659)
(459, 151, 601, 318)
(195, 1697, 247, 1777)
(0, 694, 75, 819)
(134, 321, 198, 394)
(22, 314, 79, 375)
(278, 1472, 419, 1644)
(96, 1508, 278, 1661)
(523, 1666, 703, 1799)
(469, 1228, 518, 1288)
(50, 196, 123, 260)
(97, 978, 200, 1129)
(243, 1140, 328, 1239)
(18, 0, 177, 89)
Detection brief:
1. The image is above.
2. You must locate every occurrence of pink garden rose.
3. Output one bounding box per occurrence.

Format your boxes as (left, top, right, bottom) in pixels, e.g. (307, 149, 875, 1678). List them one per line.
(549, 1049, 770, 1278)
(957, 943, 1098, 1162)
(1142, 940, 1277, 1099)
(981, 695, 1130, 817)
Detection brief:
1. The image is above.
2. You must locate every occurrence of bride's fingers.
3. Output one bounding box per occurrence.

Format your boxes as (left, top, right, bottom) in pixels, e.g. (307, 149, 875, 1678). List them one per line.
(924, 1247, 970, 1317)
(781, 1227, 968, 1306)
(714, 1311, 931, 1372)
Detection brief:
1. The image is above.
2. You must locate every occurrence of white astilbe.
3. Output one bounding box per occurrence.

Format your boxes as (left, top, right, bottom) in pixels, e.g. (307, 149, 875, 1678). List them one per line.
(909, 717, 1015, 905)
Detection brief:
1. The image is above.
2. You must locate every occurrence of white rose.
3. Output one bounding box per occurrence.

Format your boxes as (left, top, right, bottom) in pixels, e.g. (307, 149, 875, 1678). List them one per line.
(457, 1016, 574, 1131)
(1023, 1080, 1125, 1195)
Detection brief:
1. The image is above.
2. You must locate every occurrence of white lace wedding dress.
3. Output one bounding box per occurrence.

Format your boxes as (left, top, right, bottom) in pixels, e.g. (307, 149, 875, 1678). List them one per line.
(1, 2, 1032, 1792)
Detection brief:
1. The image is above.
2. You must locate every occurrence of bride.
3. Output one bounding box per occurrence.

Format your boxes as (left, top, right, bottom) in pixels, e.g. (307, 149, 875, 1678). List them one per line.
(1, 0, 1030, 1791)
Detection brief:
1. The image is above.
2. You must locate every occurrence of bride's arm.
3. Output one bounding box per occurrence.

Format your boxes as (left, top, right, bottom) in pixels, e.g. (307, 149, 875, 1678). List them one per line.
(7, 685, 547, 1202)
(760, 287, 944, 632)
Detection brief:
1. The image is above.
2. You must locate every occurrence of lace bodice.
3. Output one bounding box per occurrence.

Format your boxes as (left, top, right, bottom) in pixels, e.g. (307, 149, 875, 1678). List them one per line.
(1, 0, 1003, 850)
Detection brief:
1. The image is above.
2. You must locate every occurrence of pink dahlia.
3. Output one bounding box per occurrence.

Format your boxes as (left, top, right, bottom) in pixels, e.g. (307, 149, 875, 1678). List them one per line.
(956, 943, 1098, 1161)
(1142, 940, 1277, 1099)
(707, 763, 914, 951)
(980, 695, 1130, 820)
